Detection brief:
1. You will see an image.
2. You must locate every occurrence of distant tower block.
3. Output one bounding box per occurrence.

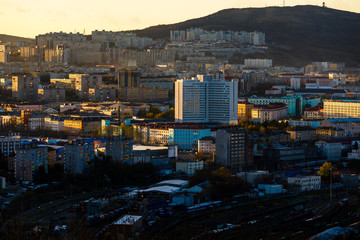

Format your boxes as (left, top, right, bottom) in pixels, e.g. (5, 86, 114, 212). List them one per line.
(283, 0, 285, 7)
(323, 2, 326, 7)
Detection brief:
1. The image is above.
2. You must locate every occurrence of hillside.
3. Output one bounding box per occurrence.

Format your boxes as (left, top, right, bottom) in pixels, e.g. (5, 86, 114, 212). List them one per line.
(134, 5, 360, 66)
(0, 34, 34, 44)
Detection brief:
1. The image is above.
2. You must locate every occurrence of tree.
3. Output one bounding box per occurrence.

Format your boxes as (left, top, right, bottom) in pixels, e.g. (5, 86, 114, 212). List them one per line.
(318, 162, 334, 184)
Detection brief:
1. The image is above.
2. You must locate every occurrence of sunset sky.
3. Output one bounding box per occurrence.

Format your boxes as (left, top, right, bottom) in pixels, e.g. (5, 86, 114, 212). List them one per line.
(1, 0, 359, 38)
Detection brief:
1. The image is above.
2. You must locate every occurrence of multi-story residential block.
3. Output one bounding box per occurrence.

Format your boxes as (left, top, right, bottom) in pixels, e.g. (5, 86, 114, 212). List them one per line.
(88, 88, 116, 102)
(28, 112, 45, 131)
(118, 69, 140, 88)
(118, 86, 168, 101)
(216, 128, 253, 173)
(321, 118, 360, 137)
(303, 105, 324, 120)
(38, 88, 66, 103)
(244, 59, 272, 68)
(287, 176, 321, 192)
(50, 78, 76, 89)
(64, 139, 94, 174)
(323, 99, 360, 118)
(198, 136, 216, 154)
(0, 136, 21, 157)
(237, 100, 254, 122)
(251, 103, 288, 123)
(170, 30, 186, 42)
(315, 140, 342, 161)
(248, 95, 302, 117)
(44, 115, 67, 131)
(175, 75, 238, 124)
(286, 120, 322, 129)
(316, 127, 345, 139)
(64, 117, 102, 136)
(69, 74, 102, 98)
(12, 75, 40, 102)
(105, 136, 133, 164)
(0, 45, 8, 63)
(134, 122, 211, 150)
(176, 161, 204, 175)
(15, 143, 48, 182)
(287, 127, 316, 142)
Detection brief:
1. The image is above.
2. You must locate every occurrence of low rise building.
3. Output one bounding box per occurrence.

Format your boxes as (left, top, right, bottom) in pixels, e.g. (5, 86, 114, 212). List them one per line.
(237, 101, 254, 122)
(321, 118, 360, 137)
(111, 215, 143, 240)
(197, 136, 216, 154)
(315, 140, 342, 161)
(287, 127, 316, 142)
(251, 103, 288, 123)
(287, 176, 321, 192)
(316, 127, 345, 139)
(176, 161, 204, 175)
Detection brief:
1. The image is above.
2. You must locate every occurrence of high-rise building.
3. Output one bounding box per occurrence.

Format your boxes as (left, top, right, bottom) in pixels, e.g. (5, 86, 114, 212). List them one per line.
(216, 128, 253, 173)
(118, 69, 140, 88)
(64, 139, 94, 174)
(12, 75, 40, 102)
(175, 75, 238, 124)
(15, 143, 48, 182)
(105, 136, 133, 164)
(0, 136, 21, 157)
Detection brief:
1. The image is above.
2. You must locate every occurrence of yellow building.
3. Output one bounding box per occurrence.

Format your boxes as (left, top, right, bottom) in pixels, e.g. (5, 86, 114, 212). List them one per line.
(316, 127, 345, 139)
(323, 99, 360, 118)
(64, 118, 102, 136)
(237, 101, 254, 122)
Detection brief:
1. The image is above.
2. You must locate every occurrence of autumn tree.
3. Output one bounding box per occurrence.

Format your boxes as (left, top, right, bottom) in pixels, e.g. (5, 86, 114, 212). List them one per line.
(318, 161, 334, 184)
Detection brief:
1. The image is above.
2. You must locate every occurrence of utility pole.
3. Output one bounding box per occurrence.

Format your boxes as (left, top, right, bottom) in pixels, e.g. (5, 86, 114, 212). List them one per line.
(330, 168, 332, 202)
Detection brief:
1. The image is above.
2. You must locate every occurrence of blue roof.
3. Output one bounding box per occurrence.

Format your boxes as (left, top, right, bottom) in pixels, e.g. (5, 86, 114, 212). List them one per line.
(327, 118, 360, 123)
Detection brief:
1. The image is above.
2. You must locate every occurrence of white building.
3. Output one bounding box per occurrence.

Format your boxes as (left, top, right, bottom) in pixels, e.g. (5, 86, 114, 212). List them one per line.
(251, 103, 288, 123)
(176, 161, 204, 175)
(287, 176, 321, 192)
(175, 75, 238, 124)
(290, 78, 301, 90)
(244, 59, 272, 68)
(315, 140, 342, 161)
(198, 136, 216, 154)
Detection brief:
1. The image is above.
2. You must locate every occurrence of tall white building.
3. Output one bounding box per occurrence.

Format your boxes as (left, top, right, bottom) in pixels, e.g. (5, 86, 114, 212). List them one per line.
(175, 75, 238, 124)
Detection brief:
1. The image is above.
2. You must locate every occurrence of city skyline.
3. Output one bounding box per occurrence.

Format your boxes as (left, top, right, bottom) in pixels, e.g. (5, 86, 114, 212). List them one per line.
(1, 0, 359, 38)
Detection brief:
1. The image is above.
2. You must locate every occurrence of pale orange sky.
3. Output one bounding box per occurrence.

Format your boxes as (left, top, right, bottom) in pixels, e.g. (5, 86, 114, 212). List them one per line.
(1, 0, 359, 38)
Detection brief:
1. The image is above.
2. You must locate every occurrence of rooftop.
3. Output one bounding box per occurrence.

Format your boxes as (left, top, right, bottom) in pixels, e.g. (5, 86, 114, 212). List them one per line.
(155, 179, 189, 187)
(133, 145, 168, 151)
(113, 215, 142, 225)
(142, 186, 181, 194)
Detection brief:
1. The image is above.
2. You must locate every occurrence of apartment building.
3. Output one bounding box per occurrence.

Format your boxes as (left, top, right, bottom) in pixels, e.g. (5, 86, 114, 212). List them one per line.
(64, 139, 94, 174)
(323, 99, 360, 118)
(216, 128, 253, 173)
(15, 143, 48, 182)
(0, 136, 21, 157)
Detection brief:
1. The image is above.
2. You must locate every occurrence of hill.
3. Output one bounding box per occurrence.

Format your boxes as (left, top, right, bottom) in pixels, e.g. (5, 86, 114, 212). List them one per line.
(134, 5, 360, 66)
(0, 34, 34, 44)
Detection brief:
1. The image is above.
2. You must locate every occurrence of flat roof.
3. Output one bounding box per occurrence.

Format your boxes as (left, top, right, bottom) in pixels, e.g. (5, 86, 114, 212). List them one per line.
(113, 215, 142, 225)
(133, 145, 168, 151)
(155, 179, 189, 187)
(142, 186, 180, 194)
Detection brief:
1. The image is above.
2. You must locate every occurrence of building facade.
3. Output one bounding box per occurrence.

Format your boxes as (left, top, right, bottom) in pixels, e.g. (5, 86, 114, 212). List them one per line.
(216, 128, 253, 173)
(64, 139, 94, 174)
(175, 75, 238, 124)
(15, 143, 48, 182)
